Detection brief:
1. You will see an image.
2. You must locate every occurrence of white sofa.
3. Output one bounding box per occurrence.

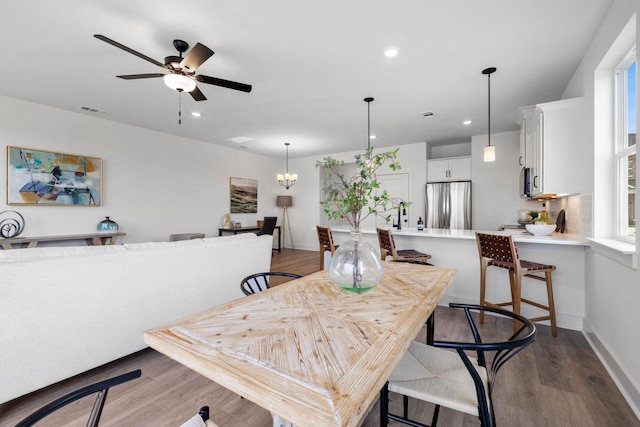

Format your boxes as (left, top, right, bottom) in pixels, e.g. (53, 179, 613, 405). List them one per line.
(0, 233, 273, 404)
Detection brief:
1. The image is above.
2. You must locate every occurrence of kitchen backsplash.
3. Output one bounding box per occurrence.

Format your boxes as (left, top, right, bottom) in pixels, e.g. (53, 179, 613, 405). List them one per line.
(553, 193, 592, 237)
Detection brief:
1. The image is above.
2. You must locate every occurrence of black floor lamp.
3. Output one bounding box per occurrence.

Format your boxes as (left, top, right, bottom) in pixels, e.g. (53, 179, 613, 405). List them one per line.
(276, 195, 294, 249)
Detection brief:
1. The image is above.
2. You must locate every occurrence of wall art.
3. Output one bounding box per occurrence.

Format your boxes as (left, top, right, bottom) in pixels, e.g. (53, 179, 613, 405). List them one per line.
(229, 177, 257, 213)
(7, 146, 102, 206)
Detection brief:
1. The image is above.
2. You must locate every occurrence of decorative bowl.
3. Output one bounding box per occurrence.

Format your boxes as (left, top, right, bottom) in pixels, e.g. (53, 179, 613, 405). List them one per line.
(525, 223, 556, 236)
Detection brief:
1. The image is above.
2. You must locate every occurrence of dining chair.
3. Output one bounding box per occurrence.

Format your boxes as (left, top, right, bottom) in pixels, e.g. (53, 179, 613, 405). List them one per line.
(316, 225, 339, 270)
(240, 271, 302, 295)
(476, 232, 558, 336)
(16, 370, 142, 427)
(376, 227, 431, 263)
(380, 303, 536, 427)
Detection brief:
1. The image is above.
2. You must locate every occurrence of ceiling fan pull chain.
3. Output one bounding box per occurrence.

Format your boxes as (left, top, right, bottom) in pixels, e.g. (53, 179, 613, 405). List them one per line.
(178, 91, 182, 125)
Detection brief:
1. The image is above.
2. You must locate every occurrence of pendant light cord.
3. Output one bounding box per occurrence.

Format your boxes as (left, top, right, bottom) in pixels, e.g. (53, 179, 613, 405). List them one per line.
(487, 72, 491, 147)
(364, 97, 374, 150)
(482, 67, 496, 147)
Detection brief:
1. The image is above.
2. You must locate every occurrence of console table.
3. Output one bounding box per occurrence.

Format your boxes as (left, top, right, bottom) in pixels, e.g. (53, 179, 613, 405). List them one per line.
(218, 226, 281, 252)
(0, 232, 126, 250)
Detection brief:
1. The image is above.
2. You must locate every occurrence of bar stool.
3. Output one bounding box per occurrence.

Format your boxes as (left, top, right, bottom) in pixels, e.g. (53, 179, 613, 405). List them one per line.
(475, 232, 557, 336)
(316, 226, 338, 270)
(376, 227, 431, 263)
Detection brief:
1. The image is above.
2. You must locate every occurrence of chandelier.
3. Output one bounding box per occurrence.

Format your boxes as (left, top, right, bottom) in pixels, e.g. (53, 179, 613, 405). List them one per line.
(277, 143, 297, 189)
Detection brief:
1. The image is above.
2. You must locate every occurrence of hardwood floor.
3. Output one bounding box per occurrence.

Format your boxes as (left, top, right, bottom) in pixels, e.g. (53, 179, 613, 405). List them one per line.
(1, 249, 638, 426)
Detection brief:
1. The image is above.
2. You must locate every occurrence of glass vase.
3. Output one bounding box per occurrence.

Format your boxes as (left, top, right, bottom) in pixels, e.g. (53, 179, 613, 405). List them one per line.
(328, 227, 383, 293)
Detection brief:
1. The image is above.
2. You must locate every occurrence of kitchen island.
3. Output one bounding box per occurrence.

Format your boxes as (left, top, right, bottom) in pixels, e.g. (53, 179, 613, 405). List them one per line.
(332, 227, 589, 331)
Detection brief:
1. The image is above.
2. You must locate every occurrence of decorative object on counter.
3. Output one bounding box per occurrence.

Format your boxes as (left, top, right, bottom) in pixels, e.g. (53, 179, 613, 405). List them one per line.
(517, 209, 531, 226)
(97, 216, 119, 232)
(525, 223, 556, 236)
(555, 209, 566, 233)
(482, 67, 497, 162)
(417, 216, 424, 230)
(7, 146, 102, 206)
(276, 143, 297, 189)
(223, 213, 232, 229)
(0, 210, 25, 238)
(276, 195, 294, 249)
(230, 177, 258, 213)
(316, 99, 405, 291)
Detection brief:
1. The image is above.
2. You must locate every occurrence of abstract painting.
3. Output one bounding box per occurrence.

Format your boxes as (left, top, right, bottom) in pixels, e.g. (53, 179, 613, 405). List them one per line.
(7, 146, 102, 206)
(230, 177, 258, 213)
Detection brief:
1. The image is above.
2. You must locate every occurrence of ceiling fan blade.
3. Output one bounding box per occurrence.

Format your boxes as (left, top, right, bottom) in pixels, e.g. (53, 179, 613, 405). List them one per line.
(116, 73, 165, 80)
(190, 86, 207, 101)
(94, 34, 166, 68)
(181, 43, 214, 72)
(196, 75, 252, 93)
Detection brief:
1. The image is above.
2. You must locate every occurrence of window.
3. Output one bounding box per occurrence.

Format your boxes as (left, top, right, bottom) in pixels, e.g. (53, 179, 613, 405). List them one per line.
(615, 47, 636, 242)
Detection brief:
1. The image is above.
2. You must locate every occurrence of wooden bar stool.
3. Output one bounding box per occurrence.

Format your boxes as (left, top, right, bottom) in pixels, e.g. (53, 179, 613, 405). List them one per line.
(316, 226, 338, 270)
(475, 232, 557, 336)
(376, 227, 431, 263)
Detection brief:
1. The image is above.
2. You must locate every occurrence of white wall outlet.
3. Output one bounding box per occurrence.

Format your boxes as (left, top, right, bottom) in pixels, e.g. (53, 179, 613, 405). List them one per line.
(487, 209, 495, 216)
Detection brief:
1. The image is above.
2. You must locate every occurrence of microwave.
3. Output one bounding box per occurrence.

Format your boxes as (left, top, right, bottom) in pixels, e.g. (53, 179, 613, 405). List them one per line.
(520, 167, 531, 199)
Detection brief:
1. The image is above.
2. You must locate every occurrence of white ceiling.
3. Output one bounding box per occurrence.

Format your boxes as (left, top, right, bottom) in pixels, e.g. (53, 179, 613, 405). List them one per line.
(1, 1, 612, 158)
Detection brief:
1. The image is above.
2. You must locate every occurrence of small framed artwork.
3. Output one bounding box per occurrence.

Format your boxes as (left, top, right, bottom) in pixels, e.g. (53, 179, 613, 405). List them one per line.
(7, 146, 102, 206)
(230, 177, 258, 213)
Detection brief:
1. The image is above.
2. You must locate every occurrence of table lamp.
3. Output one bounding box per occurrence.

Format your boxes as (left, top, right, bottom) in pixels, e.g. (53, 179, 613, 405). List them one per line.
(276, 195, 293, 249)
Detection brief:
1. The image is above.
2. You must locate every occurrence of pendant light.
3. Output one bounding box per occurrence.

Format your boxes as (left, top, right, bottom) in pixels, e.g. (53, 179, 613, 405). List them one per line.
(364, 97, 374, 149)
(482, 67, 497, 162)
(277, 143, 297, 189)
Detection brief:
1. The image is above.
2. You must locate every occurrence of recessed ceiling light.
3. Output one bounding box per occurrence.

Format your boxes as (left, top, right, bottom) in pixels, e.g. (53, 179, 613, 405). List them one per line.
(369, 135, 377, 139)
(463, 120, 472, 125)
(384, 48, 398, 58)
(191, 112, 201, 117)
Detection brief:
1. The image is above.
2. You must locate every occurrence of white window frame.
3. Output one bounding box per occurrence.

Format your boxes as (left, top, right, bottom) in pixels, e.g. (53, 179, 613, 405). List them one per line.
(614, 47, 636, 243)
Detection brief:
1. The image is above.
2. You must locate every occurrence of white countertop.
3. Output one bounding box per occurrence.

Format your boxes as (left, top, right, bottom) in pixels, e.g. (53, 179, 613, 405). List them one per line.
(331, 226, 589, 246)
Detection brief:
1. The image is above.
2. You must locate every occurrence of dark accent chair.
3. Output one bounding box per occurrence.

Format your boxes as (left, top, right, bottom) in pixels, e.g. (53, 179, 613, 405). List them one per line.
(256, 216, 278, 236)
(380, 303, 536, 427)
(241, 271, 302, 295)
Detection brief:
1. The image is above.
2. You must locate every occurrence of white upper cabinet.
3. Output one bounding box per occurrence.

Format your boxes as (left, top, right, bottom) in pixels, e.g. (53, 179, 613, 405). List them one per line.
(519, 106, 535, 168)
(427, 157, 471, 182)
(525, 97, 585, 198)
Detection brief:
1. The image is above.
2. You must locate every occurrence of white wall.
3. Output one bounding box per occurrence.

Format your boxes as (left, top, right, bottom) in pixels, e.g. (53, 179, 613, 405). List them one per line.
(471, 130, 538, 230)
(0, 96, 283, 243)
(562, 0, 640, 417)
(288, 142, 427, 251)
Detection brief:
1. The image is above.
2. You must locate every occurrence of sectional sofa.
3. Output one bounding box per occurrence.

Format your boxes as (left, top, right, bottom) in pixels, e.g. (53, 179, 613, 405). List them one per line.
(0, 233, 273, 404)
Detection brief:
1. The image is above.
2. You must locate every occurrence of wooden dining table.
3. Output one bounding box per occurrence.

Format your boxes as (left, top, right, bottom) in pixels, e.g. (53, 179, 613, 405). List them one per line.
(144, 262, 455, 427)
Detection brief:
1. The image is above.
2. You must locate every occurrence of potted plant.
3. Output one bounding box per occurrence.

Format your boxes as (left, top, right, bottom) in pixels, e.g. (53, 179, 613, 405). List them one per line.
(316, 147, 405, 292)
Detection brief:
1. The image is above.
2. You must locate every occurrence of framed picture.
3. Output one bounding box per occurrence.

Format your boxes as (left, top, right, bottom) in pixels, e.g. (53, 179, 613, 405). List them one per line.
(230, 177, 258, 213)
(6, 146, 102, 206)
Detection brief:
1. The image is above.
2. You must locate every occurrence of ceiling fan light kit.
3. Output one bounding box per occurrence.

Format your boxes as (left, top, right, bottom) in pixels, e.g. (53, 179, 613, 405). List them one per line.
(163, 74, 196, 92)
(93, 34, 252, 101)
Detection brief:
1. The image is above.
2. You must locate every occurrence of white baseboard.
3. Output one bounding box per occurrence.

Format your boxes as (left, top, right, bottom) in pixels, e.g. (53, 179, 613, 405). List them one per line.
(582, 321, 640, 421)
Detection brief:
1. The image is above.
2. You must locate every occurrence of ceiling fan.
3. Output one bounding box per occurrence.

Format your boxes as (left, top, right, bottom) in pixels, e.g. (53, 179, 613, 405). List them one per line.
(93, 34, 252, 101)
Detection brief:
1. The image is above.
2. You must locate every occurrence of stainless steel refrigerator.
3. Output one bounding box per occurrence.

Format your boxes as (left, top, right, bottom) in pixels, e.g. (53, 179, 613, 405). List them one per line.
(425, 181, 472, 229)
